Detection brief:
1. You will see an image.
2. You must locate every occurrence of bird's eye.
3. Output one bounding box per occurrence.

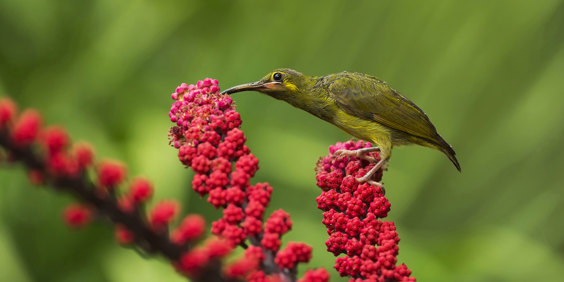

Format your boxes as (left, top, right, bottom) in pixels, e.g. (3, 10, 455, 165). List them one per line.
(273, 72, 283, 81)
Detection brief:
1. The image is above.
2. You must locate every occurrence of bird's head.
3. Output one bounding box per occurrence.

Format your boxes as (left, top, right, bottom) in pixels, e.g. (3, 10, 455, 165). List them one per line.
(222, 69, 307, 101)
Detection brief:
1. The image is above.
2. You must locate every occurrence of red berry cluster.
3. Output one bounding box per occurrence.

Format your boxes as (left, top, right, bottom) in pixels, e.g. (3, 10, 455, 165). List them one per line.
(176, 237, 233, 278)
(316, 140, 415, 281)
(0, 97, 231, 281)
(168, 80, 325, 281)
(8, 109, 96, 182)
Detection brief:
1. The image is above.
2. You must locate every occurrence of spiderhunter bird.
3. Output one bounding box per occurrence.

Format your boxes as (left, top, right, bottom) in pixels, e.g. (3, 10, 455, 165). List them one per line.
(223, 69, 460, 186)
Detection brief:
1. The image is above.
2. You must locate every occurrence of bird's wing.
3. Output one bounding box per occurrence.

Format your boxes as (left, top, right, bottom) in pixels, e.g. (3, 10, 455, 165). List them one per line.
(326, 73, 439, 142)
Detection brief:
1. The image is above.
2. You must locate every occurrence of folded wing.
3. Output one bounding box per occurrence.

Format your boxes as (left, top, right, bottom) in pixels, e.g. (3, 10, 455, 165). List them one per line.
(326, 72, 440, 144)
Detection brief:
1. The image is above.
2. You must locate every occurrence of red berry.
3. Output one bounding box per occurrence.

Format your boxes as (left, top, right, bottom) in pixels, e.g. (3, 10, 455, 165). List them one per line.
(40, 126, 69, 154)
(178, 248, 209, 276)
(12, 109, 42, 145)
(299, 268, 330, 282)
(261, 232, 281, 251)
(129, 177, 153, 203)
(171, 214, 206, 245)
(97, 160, 127, 188)
(0, 98, 17, 127)
(115, 225, 134, 244)
(149, 200, 178, 231)
(63, 204, 91, 227)
(73, 142, 94, 169)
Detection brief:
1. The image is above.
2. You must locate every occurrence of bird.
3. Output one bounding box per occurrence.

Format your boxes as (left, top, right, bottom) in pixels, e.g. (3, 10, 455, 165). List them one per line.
(222, 68, 460, 185)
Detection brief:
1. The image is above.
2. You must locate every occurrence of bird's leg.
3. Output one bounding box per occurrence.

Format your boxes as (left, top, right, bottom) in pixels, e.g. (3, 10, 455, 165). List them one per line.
(356, 157, 388, 186)
(334, 146, 380, 162)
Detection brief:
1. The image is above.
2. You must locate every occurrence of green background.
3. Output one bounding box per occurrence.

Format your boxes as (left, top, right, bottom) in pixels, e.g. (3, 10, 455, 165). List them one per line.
(1, 0, 564, 281)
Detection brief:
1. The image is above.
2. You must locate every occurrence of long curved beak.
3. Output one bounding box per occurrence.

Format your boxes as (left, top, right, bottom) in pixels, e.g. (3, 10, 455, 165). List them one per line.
(221, 81, 281, 94)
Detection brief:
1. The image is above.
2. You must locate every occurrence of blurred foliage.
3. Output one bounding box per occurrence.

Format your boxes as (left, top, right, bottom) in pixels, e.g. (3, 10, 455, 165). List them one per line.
(1, 0, 564, 281)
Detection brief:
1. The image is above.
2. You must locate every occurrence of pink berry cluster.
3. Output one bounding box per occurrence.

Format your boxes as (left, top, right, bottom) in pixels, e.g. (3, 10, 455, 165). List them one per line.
(0, 97, 232, 281)
(316, 140, 415, 281)
(168, 79, 328, 281)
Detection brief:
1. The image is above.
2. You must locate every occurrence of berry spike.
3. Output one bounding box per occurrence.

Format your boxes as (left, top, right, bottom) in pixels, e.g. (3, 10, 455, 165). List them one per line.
(316, 140, 415, 281)
(168, 79, 321, 280)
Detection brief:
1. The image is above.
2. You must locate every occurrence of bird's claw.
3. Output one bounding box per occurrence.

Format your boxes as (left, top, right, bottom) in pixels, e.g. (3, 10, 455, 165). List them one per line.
(335, 146, 386, 187)
(334, 149, 355, 157)
(355, 177, 384, 191)
(355, 174, 381, 184)
(368, 180, 383, 188)
(369, 181, 385, 194)
(355, 175, 370, 183)
(334, 147, 379, 162)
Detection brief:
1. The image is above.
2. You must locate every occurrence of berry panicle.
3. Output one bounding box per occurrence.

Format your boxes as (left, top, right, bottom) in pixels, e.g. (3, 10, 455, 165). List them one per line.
(167, 80, 322, 280)
(316, 140, 414, 281)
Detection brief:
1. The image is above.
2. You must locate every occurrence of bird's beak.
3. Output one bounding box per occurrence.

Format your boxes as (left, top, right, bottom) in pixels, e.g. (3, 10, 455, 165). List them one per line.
(221, 81, 282, 94)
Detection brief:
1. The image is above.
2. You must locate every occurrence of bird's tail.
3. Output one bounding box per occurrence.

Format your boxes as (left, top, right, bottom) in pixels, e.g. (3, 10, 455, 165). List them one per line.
(435, 135, 461, 172)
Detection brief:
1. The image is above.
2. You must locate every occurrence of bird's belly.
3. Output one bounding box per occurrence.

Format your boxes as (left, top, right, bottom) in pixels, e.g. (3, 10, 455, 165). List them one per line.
(332, 110, 390, 144)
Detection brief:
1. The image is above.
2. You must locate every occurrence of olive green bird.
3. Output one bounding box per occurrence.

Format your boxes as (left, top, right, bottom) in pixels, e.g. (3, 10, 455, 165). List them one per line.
(222, 68, 460, 185)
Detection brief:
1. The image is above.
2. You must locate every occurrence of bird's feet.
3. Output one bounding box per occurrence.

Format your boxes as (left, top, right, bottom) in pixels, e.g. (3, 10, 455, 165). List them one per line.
(334, 146, 380, 162)
(355, 158, 386, 186)
(334, 146, 386, 186)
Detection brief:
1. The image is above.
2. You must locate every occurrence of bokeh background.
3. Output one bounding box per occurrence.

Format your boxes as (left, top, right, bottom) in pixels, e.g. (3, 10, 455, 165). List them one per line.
(1, 0, 564, 281)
